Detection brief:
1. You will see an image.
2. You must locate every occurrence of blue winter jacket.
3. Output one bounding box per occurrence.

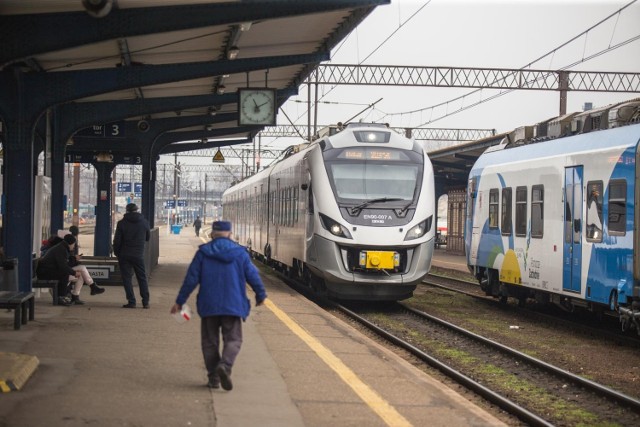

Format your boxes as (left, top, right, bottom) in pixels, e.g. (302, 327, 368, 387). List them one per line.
(176, 237, 267, 320)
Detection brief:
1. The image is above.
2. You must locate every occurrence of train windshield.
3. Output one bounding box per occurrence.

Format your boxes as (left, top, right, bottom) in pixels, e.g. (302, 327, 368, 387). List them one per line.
(324, 147, 423, 202)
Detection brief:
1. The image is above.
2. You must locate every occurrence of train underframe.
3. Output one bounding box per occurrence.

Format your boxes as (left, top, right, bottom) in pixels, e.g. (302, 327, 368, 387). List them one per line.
(472, 266, 640, 334)
(252, 249, 419, 302)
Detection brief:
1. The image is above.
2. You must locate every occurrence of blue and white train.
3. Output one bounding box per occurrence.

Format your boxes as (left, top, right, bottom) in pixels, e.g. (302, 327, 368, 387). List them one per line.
(223, 122, 436, 301)
(465, 100, 640, 331)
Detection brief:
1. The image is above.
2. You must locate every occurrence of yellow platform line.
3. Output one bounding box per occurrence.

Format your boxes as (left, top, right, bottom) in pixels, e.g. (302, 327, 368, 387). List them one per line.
(264, 299, 413, 427)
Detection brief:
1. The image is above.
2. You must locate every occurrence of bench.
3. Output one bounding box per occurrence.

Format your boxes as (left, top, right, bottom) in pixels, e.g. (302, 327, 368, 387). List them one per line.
(31, 258, 64, 305)
(0, 291, 35, 330)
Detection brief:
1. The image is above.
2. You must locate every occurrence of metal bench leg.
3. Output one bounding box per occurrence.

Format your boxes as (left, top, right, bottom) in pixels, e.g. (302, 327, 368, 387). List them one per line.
(21, 301, 29, 325)
(28, 297, 35, 321)
(13, 305, 21, 330)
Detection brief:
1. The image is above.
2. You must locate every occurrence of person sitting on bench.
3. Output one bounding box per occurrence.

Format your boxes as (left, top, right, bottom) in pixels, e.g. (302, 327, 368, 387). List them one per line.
(36, 234, 104, 305)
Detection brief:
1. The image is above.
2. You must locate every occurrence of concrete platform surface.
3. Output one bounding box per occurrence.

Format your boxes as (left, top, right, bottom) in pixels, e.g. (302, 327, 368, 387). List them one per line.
(0, 229, 504, 426)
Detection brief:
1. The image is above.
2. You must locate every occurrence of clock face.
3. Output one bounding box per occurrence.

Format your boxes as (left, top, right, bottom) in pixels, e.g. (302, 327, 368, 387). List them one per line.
(238, 88, 276, 125)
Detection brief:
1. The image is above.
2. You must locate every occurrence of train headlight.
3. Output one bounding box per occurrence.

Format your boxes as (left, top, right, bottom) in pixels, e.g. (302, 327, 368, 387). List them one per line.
(319, 213, 353, 239)
(404, 216, 432, 241)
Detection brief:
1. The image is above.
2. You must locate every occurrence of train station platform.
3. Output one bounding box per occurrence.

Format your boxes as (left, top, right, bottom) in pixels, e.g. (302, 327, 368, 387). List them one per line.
(1, 230, 503, 426)
(431, 247, 470, 275)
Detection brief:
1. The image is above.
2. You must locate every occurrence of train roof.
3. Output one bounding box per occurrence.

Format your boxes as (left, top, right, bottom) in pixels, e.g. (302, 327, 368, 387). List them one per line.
(472, 122, 640, 171)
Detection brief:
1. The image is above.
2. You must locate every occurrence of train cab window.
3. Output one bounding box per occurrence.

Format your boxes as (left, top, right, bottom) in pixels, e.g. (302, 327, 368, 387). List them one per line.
(489, 189, 499, 229)
(586, 181, 604, 241)
(501, 188, 512, 236)
(608, 179, 627, 235)
(531, 185, 544, 238)
(515, 186, 527, 237)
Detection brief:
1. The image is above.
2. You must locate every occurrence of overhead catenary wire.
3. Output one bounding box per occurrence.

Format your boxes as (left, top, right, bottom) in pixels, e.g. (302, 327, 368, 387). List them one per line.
(380, 0, 638, 126)
(275, 1, 432, 137)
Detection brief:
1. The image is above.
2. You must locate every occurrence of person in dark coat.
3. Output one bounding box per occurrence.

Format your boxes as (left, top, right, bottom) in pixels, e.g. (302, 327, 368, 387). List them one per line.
(113, 203, 151, 309)
(171, 220, 267, 391)
(193, 216, 202, 237)
(36, 234, 81, 306)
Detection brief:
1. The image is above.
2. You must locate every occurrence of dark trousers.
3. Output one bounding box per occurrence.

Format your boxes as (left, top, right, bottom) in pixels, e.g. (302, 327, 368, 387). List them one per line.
(201, 316, 243, 380)
(118, 255, 149, 306)
(195, 226, 201, 237)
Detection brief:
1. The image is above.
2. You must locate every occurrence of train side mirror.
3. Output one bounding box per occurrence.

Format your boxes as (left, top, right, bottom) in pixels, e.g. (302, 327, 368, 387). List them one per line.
(300, 184, 309, 191)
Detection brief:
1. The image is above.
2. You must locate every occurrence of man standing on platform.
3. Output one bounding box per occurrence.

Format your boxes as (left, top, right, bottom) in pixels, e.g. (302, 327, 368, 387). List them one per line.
(171, 220, 267, 391)
(113, 203, 151, 309)
(193, 216, 202, 237)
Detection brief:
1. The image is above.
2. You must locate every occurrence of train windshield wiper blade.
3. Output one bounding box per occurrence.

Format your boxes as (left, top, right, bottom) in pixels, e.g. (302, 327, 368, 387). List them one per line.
(350, 197, 404, 215)
(398, 201, 413, 215)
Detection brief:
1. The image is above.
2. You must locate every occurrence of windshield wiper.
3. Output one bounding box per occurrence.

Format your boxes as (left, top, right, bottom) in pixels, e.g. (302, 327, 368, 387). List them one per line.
(398, 201, 413, 216)
(349, 197, 404, 215)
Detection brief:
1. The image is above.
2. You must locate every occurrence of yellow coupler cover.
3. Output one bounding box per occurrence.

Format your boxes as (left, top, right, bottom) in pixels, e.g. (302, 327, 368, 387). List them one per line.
(0, 352, 39, 392)
(366, 251, 396, 269)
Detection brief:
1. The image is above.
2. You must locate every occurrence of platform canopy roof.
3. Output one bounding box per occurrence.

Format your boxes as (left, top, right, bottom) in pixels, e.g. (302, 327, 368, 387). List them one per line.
(0, 0, 388, 144)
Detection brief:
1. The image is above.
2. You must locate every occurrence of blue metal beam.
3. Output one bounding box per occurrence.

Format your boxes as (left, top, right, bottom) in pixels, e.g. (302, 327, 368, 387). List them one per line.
(157, 126, 258, 154)
(161, 138, 251, 154)
(69, 113, 239, 152)
(0, 53, 327, 115)
(0, 0, 388, 65)
(58, 88, 296, 136)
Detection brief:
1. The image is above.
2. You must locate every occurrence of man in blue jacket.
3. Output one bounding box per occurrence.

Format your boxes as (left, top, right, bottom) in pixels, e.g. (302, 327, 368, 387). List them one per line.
(171, 220, 267, 391)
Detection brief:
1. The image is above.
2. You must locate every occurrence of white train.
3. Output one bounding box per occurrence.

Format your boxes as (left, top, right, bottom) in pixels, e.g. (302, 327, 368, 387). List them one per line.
(223, 122, 436, 300)
(465, 100, 640, 330)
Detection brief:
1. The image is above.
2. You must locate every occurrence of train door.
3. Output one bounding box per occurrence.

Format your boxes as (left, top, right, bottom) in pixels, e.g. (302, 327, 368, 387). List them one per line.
(563, 166, 583, 293)
(259, 184, 264, 253)
(274, 178, 281, 258)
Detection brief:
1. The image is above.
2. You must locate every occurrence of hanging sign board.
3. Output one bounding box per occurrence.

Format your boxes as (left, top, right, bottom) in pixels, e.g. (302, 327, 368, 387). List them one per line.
(212, 149, 225, 163)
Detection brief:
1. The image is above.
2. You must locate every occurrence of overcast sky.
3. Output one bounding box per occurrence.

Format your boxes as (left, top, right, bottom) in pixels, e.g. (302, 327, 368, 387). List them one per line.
(262, 0, 640, 151)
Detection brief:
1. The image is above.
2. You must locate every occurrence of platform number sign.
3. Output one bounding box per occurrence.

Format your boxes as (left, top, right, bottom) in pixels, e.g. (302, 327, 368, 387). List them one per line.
(76, 121, 125, 138)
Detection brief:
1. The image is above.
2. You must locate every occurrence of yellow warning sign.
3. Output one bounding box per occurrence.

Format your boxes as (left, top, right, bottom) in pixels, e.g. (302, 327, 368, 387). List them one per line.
(212, 149, 225, 163)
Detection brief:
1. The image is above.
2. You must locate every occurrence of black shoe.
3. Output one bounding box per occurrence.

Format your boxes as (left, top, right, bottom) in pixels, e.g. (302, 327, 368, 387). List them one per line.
(143, 304, 150, 309)
(216, 365, 233, 391)
(122, 303, 136, 308)
(71, 295, 85, 305)
(58, 296, 72, 306)
(207, 379, 220, 389)
(90, 284, 105, 295)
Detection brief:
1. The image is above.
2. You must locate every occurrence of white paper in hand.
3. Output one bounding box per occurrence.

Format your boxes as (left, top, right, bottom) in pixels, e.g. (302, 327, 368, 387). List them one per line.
(172, 304, 192, 324)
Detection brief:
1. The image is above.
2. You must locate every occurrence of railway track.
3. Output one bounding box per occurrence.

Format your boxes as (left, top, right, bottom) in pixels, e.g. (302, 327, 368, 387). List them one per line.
(423, 272, 640, 346)
(263, 264, 640, 425)
(335, 301, 640, 426)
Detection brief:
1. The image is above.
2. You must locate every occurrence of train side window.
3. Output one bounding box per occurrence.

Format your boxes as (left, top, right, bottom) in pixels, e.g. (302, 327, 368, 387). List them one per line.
(586, 181, 603, 242)
(608, 179, 627, 235)
(501, 187, 512, 236)
(515, 186, 527, 237)
(489, 189, 499, 229)
(531, 185, 544, 238)
(308, 182, 314, 214)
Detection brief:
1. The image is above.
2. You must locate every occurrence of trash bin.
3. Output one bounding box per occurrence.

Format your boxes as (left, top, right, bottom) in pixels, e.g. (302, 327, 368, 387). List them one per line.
(0, 258, 19, 291)
(171, 225, 182, 235)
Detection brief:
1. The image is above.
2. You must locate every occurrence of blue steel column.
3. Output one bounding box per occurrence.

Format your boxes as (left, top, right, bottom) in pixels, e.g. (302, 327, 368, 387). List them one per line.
(141, 156, 152, 225)
(50, 108, 67, 233)
(2, 123, 35, 292)
(149, 162, 157, 229)
(93, 162, 116, 256)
